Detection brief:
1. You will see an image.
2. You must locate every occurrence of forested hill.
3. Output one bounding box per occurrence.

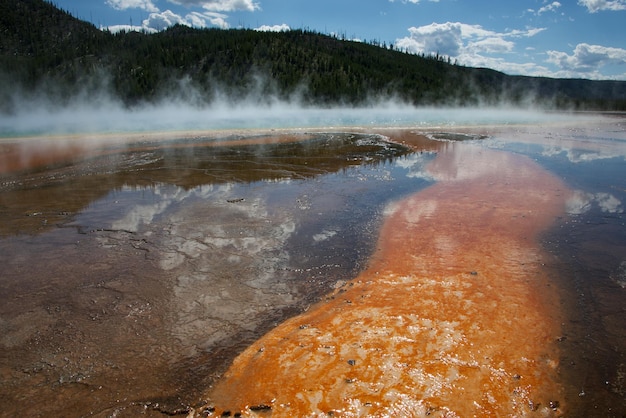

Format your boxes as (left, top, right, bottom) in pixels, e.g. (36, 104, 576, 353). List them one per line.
(2, 0, 626, 110)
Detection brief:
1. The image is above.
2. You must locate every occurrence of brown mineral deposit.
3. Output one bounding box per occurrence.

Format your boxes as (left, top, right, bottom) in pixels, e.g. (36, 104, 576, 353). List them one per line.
(203, 135, 569, 417)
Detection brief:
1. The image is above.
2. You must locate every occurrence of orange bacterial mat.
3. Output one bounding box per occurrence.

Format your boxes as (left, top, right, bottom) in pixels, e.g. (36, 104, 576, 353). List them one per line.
(202, 137, 569, 417)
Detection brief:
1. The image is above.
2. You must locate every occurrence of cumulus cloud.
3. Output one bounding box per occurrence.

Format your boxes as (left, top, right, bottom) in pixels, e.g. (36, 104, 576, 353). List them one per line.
(255, 24, 291, 32)
(395, 22, 544, 63)
(396, 22, 463, 56)
(191, 11, 230, 28)
(394, 22, 565, 77)
(106, 0, 159, 12)
(106, 9, 230, 32)
(578, 0, 626, 12)
(104, 0, 261, 32)
(143, 10, 191, 31)
(106, 24, 157, 34)
(547, 43, 626, 74)
(169, 0, 260, 12)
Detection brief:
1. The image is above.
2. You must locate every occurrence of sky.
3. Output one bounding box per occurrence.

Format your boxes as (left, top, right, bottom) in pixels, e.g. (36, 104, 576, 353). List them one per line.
(54, 0, 626, 80)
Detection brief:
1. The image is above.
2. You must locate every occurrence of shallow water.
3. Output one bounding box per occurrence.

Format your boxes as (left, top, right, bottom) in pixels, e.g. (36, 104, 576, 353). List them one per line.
(0, 132, 427, 416)
(485, 123, 626, 415)
(0, 115, 624, 417)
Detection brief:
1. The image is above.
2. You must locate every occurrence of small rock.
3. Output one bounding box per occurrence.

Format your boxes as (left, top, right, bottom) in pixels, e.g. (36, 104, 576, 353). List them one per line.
(249, 404, 272, 411)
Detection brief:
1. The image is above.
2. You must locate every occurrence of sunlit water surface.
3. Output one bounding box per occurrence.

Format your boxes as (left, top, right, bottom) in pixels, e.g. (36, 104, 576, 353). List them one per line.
(0, 111, 624, 416)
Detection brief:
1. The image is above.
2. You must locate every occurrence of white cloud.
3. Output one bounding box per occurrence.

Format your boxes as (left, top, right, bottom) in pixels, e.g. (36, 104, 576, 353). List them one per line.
(396, 22, 463, 56)
(469, 37, 515, 54)
(523, 27, 547, 37)
(578, 0, 626, 12)
(537, 1, 562, 15)
(396, 18, 626, 79)
(255, 24, 291, 32)
(547, 43, 626, 74)
(189, 11, 230, 28)
(106, 24, 158, 34)
(394, 22, 573, 77)
(107, 9, 230, 32)
(168, 0, 260, 12)
(143, 10, 190, 31)
(104, 0, 240, 31)
(106, 0, 159, 12)
(395, 22, 544, 59)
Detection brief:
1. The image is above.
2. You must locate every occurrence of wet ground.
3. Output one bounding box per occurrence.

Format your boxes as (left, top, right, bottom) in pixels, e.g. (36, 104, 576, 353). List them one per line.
(0, 115, 625, 417)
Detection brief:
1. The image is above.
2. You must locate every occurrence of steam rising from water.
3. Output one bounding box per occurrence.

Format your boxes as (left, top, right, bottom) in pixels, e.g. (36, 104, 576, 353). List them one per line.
(1, 90, 580, 137)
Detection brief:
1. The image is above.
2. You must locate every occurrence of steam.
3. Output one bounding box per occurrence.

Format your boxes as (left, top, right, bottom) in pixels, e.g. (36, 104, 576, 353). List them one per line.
(0, 96, 568, 138)
(0, 72, 579, 138)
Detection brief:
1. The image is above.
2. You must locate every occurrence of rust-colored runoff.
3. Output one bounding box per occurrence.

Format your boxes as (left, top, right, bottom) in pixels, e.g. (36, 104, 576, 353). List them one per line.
(204, 137, 569, 417)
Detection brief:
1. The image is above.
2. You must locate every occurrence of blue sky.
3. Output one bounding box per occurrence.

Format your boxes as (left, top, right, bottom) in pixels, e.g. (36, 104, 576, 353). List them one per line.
(55, 0, 626, 80)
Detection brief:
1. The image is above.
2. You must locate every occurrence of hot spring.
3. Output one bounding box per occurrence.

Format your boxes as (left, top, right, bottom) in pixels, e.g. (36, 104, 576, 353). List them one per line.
(0, 108, 624, 417)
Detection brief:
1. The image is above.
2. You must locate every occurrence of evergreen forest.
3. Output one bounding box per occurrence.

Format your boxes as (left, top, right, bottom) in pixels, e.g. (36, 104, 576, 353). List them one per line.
(2, 0, 626, 111)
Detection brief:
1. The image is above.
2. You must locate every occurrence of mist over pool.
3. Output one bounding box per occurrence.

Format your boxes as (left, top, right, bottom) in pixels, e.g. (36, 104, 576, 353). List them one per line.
(0, 94, 586, 137)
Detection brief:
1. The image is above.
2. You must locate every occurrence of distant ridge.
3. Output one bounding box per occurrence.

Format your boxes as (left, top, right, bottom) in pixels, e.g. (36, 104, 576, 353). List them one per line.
(1, 0, 625, 110)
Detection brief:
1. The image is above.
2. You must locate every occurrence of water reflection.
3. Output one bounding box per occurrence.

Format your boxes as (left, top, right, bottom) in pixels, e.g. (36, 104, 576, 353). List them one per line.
(201, 119, 626, 416)
(207, 140, 570, 416)
(482, 121, 626, 415)
(0, 132, 429, 417)
(0, 133, 409, 236)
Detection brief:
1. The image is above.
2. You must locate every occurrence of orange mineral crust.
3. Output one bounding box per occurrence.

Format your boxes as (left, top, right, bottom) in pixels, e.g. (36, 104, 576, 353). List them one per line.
(204, 140, 569, 417)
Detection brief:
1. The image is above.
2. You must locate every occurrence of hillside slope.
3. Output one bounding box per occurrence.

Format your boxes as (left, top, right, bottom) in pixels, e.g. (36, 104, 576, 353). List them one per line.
(1, 0, 625, 110)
